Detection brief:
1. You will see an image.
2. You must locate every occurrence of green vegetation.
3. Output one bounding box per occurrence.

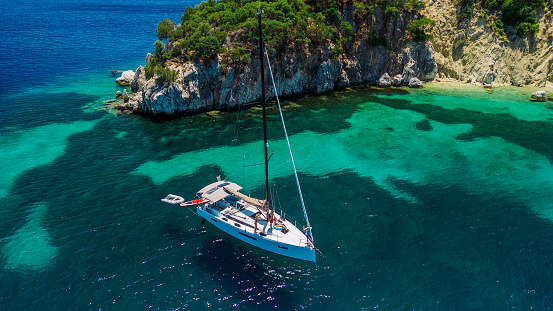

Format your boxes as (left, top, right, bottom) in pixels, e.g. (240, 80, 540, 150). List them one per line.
(226, 46, 251, 64)
(175, 0, 321, 59)
(307, 12, 334, 44)
(331, 44, 343, 56)
(407, 17, 436, 41)
(379, 0, 426, 16)
(145, 41, 180, 84)
(456, 0, 475, 20)
(458, 7, 472, 20)
(406, 0, 426, 11)
(367, 30, 388, 47)
(154, 66, 179, 84)
(145, 0, 436, 81)
(457, 0, 552, 36)
(339, 21, 353, 41)
(484, 0, 543, 35)
(354, 2, 370, 16)
(384, 4, 401, 16)
(156, 18, 176, 43)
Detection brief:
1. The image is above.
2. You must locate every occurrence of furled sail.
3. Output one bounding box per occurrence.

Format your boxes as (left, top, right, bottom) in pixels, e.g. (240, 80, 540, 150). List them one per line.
(223, 186, 268, 212)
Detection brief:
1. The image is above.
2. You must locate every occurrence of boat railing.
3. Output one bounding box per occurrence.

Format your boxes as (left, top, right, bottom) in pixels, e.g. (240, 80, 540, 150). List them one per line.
(277, 211, 305, 232)
(280, 214, 313, 248)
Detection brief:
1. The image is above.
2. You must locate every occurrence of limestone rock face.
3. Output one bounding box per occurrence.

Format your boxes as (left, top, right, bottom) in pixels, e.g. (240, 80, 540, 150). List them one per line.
(116, 70, 135, 86)
(482, 70, 494, 87)
(131, 66, 146, 93)
(399, 42, 437, 84)
(130, 42, 435, 115)
(531, 90, 547, 101)
(423, 0, 553, 86)
(145, 53, 153, 65)
(316, 60, 341, 93)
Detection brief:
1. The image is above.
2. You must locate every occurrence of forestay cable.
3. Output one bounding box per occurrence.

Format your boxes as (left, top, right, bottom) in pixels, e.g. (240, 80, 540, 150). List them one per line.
(263, 48, 313, 243)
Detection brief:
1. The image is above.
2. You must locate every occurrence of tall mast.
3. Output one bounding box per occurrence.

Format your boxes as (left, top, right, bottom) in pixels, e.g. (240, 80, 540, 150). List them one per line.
(258, 12, 270, 210)
(262, 45, 314, 243)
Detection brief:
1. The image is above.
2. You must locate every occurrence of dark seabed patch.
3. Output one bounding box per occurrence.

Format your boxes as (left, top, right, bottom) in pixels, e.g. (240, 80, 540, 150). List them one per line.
(0, 92, 101, 133)
(372, 95, 553, 162)
(416, 118, 433, 131)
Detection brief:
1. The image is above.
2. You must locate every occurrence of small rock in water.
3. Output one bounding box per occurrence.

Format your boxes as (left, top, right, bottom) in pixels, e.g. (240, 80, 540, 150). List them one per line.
(116, 91, 122, 98)
(392, 74, 403, 86)
(530, 90, 547, 102)
(116, 70, 135, 86)
(378, 73, 392, 88)
(408, 77, 423, 88)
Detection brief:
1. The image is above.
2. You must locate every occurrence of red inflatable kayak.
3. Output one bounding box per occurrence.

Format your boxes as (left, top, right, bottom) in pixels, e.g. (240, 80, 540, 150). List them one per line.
(180, 198, 207, 207)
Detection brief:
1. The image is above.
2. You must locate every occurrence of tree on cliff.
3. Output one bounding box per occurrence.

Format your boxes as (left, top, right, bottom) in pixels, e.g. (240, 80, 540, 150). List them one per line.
(157, 18, 176, 43)
(407, 17, 436, 41)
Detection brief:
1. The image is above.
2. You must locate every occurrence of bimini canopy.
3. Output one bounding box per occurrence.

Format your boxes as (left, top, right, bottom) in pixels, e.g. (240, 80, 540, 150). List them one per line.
(223, 186, 267, 212)
(198, 180, 242, 203)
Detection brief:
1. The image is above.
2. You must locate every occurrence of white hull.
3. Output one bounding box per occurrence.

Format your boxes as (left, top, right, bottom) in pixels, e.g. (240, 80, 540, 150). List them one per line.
(197, 204, 316, 263)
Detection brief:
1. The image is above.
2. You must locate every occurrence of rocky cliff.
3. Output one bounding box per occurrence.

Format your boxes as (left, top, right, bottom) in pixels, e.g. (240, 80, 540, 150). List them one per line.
(122, 1, 552, 115)
(425, 0, 553, 87)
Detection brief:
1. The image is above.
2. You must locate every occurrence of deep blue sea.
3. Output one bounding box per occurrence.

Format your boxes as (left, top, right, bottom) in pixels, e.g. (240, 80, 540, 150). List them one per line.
(2, 0, 553, 310)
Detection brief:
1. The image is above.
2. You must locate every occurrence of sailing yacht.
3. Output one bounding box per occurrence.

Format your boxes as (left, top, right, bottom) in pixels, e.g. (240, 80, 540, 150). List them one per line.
(193, 179, 315, 262)
(163, 12, 316, 263)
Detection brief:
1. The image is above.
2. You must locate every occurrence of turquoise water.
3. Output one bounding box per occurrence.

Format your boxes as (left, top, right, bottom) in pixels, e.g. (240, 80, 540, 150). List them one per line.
(2, 0, 553, 309)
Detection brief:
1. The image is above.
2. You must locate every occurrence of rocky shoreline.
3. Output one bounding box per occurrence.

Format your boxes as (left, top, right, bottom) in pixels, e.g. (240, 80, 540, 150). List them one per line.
(110, 70, 552, 117)
(111, 1, 553, 116)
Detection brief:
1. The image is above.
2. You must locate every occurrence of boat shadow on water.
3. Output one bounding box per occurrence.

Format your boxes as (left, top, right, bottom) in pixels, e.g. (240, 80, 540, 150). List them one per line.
(191, 236, 309, 309)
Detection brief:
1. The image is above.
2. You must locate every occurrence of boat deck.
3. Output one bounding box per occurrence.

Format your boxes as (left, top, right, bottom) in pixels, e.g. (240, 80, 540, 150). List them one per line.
(192, 180, 315, 262)
(202, 201, 310, 248)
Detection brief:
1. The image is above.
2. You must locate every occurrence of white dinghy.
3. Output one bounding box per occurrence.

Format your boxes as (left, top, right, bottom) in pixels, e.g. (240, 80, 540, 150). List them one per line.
(161, 194, 184, 205)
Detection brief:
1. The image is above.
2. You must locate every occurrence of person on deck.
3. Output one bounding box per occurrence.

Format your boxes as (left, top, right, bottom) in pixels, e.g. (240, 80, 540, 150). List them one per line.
(268, 210, 274, 230)
(254, 214, 260, 233)
(304, 223, 312, 242)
